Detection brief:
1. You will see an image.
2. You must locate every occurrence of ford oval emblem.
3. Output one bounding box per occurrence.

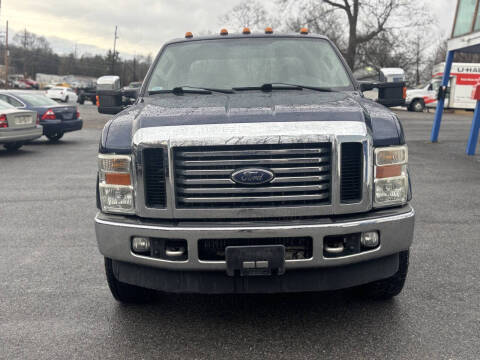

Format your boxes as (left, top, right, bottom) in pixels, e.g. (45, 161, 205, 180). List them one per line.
(231, 168, 275, 185)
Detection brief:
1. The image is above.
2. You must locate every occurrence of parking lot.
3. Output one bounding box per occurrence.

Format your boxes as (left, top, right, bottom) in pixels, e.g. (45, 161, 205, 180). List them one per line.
(1, 105, 479, 359)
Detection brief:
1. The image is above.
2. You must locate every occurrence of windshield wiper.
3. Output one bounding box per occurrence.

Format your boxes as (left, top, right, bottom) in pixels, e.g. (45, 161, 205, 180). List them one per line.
(234, 83, 335, 93)
(149, 85, 234, 96)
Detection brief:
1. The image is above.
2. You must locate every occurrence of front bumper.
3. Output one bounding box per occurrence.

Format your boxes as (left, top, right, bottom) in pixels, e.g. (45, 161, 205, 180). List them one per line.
(41, 119, 83, 135)
(97, 206, 414, 293)
(0, 126, 43, 144)
(96, 204, 414, 267)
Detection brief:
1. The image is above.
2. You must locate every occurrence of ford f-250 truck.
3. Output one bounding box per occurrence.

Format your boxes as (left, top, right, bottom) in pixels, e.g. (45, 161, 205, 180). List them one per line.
(95, 29, 414, 303)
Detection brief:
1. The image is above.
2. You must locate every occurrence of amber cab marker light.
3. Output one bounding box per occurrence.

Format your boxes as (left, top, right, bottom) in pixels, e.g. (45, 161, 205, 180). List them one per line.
(220, 28, 228, 36)
(185, 32, 193, 38)
(376, 165, 402, 179)
(105, 173, 132, 186)
(403, 86, 407, 99)
(265, 27, 274, 34)
(96, 95, 100, 107)
(243, 27, 251, 35)
(300, 27, 309, 35)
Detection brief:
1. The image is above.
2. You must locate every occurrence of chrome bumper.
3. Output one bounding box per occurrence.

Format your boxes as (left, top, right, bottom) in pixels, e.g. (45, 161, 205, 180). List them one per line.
(95, 205, 415, 271)
(0, 126, 43, 143)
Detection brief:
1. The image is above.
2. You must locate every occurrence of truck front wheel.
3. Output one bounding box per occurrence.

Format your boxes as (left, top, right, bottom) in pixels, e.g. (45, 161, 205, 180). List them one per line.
(356, 250, 409, 300)
(410, 99, 425, 112)
(104, 257, 156, 304)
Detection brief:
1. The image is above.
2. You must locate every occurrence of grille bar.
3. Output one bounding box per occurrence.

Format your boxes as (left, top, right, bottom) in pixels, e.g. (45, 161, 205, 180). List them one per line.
(180, 184, 329, 194)
(181, 193, 330, 204)
(178, 175, 330, 186)
(174, 143, 332, 208)
(178, 148, 330, 157)
(179, 166, 331, 177)
(177, 156, 330, 167)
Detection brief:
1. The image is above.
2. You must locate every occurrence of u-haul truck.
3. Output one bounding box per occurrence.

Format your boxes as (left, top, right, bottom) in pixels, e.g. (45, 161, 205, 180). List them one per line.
(405, 62, 480, 112)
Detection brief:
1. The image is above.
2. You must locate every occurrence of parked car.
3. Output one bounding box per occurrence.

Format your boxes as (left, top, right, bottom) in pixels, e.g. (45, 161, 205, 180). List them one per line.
(23, 79, 40, 90)
(95, 30, 414, 304)
(0, 91, 83, 141)
(46, 86, 78, 103)
(0, 99, 42, 151)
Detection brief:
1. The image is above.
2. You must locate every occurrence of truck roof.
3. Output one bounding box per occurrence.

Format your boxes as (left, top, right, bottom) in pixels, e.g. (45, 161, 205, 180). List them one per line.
(164, 32, 329, 46)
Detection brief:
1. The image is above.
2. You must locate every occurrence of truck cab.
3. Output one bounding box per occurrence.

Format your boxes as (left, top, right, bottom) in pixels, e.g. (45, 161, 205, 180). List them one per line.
(95, 30, 414, 303)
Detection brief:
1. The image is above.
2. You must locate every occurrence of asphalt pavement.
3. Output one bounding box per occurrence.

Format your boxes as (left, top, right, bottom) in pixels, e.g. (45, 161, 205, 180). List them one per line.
(0, 105, 479, 359)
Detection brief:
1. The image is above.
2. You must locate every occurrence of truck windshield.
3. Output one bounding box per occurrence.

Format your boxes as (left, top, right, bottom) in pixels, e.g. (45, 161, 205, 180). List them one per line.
(147, 37, 353, 93)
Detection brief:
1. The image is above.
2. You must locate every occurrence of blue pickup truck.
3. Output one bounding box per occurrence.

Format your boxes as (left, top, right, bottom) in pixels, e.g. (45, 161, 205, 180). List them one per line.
(94, 29, 414, 303)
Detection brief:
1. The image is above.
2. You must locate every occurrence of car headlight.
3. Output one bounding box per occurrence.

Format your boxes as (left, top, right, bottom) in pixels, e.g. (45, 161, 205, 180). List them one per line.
(98, 154, 135, 214)
(374, 145, 408, 208)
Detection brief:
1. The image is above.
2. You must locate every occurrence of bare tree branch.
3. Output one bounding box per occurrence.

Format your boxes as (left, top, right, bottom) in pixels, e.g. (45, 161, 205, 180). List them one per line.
(323, 0, 347, 11)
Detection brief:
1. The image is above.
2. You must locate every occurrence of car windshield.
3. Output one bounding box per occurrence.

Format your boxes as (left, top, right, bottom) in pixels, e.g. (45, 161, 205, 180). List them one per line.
(18, 94, 59, 106)
(147, 37, 353, 92)
(0, 99, 15, 110)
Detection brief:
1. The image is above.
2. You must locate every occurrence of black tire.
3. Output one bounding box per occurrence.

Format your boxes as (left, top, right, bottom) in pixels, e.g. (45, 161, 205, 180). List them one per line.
(46, 132, 64, 142)
(78, 97, 85, 105)
(411, 99, 425, 112)
(104, 257, 156, 304)
(4, 143, 23, 151)
(356, 250, 409, 300)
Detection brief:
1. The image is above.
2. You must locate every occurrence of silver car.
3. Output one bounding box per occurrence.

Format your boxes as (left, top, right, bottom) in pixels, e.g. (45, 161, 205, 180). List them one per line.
(0, 99, 42, 151)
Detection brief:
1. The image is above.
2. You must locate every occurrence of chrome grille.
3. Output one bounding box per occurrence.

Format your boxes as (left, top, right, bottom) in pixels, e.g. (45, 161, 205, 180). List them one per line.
(173, 143, 332, 208)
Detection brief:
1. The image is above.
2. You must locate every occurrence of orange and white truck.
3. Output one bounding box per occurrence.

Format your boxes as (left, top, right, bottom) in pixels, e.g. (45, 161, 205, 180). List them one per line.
(405, 62, 480, 112)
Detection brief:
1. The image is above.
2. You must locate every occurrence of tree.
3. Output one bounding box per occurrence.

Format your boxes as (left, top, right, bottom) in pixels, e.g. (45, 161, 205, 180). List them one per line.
(278, 0, 346, 48)
(219, 0, 268, 31)
(319, 0, 428, 70)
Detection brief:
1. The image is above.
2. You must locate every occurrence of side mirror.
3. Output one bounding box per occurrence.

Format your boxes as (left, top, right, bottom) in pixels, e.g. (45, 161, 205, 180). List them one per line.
(359, 82, 376, 92)
(96, 76, 138, 115)
(359, 81, 406, 108)
(376, 82, 406, 107)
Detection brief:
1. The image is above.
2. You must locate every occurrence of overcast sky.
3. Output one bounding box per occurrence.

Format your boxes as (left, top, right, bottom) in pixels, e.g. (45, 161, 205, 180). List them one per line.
(3, 0, 457, 57)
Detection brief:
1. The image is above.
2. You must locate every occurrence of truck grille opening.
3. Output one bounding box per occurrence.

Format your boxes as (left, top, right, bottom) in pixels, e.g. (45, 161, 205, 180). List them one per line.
(198, 237, 313, 261)
(173, 143, 332, 208)
(340, 142, 363, 203)
(143, 148, 167, 208)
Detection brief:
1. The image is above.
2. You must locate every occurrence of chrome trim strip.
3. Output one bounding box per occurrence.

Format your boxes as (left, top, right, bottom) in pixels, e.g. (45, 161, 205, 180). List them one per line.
(180, 193, 330, 204)
(178, 166, 331, 176)
(178, 148, 330, 157)
(178, 184, 328, 194)
(177, 156, 331, 167)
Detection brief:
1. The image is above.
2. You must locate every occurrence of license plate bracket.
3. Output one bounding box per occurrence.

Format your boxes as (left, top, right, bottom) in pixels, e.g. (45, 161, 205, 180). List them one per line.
(226, 245, 285, 277)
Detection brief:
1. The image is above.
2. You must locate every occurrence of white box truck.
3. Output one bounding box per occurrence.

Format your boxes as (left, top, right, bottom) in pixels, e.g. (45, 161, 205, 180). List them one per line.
(405, 62, 480, 112)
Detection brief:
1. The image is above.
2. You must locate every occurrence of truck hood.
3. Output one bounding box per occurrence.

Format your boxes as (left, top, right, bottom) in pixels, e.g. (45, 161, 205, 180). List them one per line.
(101, 91, 404, 152)
(133, 91, 365, 130)
(406, 88, 429, 96)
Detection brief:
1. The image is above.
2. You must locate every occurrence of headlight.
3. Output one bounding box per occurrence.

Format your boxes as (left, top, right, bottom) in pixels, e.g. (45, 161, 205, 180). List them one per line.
(98, 154, 135, 214)
(374, 145, 408, 208)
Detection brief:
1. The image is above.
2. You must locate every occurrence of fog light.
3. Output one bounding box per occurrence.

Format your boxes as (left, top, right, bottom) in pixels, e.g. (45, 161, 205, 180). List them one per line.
(361, 231, 379, 248)
(132, 237, 150, 253)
